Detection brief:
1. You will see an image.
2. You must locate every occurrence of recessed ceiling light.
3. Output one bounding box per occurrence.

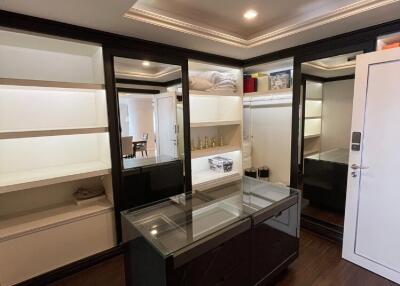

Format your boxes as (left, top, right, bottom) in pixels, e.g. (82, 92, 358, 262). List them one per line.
(243, 9, 258, 20)
(142, 61, 150, 67)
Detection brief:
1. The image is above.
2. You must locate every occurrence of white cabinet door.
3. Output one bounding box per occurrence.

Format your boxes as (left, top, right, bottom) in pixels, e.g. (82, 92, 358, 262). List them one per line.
(343, 48, 400, 284)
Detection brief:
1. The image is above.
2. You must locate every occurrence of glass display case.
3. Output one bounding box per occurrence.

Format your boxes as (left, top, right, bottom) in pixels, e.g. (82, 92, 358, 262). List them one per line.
(121, 177, 300, 286)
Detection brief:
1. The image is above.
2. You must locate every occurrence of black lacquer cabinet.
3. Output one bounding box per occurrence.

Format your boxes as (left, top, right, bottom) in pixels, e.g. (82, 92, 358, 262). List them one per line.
(122, 177, 300, 286)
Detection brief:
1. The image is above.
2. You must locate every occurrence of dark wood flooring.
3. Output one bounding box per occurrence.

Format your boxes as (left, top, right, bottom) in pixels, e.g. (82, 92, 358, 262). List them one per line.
(275, 230, 397, 286)
(48, 230, 397, 286)
(49, 255, 125, 286)
(302, 205, 345, 227)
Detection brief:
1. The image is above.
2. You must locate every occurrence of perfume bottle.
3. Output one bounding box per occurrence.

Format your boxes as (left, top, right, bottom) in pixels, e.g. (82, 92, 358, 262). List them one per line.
(219, 136, 224, 146)
(191, 139, 196, 151)
(198, 137, 203, 150)
(212, 137, 216, 148)
(204, 136, 209, 149)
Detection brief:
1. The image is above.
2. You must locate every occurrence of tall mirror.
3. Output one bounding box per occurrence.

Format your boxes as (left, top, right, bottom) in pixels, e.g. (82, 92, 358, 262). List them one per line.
(113, 57, 185, 170)
(299, 51, 362, 234)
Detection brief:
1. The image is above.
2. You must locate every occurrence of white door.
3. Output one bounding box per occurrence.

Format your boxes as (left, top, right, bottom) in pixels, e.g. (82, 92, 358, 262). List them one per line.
(343, 48, 400, 284)
(154, 92, 178, 158)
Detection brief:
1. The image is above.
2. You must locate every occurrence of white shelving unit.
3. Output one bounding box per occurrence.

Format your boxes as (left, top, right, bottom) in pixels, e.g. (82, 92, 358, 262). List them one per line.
(189, 61, 243, 191)
(0, 29, 116, 286)
(303, 80, 323, 157)
(243, 58, 294, 185)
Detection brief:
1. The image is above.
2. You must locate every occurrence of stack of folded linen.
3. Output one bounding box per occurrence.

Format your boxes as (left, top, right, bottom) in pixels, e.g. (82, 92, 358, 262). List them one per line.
(190, 71, 237, 92)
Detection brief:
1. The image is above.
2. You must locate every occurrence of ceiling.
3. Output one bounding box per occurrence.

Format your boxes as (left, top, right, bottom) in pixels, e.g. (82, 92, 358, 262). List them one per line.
(1, 0, 400, 59)
(302, 51, 361, 78)
(114, 57, 181, 82)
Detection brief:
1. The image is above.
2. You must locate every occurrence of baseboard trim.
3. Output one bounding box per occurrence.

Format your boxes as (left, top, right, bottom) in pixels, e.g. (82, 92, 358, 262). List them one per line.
(301, 214, 343, 243)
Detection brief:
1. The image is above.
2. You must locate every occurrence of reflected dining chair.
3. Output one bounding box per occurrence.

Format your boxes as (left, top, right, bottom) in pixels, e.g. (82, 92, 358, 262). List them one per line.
(136, 133, 148, 157)
(121, 136, 134, 158)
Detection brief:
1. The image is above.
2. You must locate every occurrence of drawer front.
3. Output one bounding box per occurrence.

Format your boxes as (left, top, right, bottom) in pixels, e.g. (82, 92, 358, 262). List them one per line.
(0, 211, 116, 286)
(168, 229, 252, 286)
(268, 203, 298, 237)
(252, 203, 299, 285)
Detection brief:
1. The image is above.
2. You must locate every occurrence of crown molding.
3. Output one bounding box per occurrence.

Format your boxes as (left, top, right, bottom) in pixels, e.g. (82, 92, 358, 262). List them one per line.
(124, 0, 400, 48)
(124, 7, 247, 47)
(115, 67, 181, 79)
(303, 61, 355, 71)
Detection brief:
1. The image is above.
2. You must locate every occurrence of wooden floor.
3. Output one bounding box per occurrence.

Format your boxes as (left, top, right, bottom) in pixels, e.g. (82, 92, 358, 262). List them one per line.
(302, 205, 345, 227)
(49, 230, 397, 286)
(275, 230, 397, 286)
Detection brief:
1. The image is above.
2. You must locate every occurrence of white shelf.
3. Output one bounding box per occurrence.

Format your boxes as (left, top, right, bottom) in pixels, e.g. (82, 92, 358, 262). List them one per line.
(304, 134, 320, 139)
(190, 90, 240, 97)
(0, 126, 108, 139)
(0, 78, 104, 90)
(0, 199, 113, 242)
(0, 161, 111, 194)
(243, 94, 292, 106)
(305, 116, 321, 120)
(244, 88, 292, 96)
(190, 120, 241, 128)
(306, 98, 323, 101)
(191, 145, 241, 159)
(192, 170, 241, 190)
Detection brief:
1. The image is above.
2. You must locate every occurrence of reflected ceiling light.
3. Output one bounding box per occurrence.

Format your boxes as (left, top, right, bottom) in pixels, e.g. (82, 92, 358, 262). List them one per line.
(150, 229, 158, 235)
(142, 61, 150, 67)
(243, 9, 258, 20)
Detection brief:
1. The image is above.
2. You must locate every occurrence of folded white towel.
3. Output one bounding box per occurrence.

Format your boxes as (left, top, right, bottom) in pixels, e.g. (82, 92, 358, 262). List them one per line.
(189, 76, 214, 91)
(189, 71, 237, 91)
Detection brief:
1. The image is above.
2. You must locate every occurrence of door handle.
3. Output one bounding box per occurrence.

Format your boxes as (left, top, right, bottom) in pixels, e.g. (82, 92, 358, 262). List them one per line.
(351, 164, 369, 170)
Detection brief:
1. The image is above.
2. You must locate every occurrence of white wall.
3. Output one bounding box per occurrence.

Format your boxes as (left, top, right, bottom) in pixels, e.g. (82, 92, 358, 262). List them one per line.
(321, 79, 354, 152)
(119, 96, 155, 152)
(251, 105, 292, 185)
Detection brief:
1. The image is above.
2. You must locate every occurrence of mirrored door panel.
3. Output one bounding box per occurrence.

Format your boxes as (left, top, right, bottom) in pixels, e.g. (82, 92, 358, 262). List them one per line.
(113, 57, 185, 170)
(299, 51, 362, 228)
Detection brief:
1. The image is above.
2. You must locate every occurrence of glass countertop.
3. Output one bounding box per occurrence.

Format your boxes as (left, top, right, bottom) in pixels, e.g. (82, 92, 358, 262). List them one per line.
(123, 155, 179, 170)
(121, 177, 295, 258)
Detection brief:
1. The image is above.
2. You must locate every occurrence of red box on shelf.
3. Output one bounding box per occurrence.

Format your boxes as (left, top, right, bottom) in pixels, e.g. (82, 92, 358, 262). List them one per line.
(383, 42, 400, 50)
(244, 77, 257, 93)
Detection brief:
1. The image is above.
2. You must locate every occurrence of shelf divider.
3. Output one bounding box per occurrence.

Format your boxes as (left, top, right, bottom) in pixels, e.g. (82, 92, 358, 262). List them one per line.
(0, 162, 111, 194)
(0, 199, 113, 242)
(191, 145, 241, 159)
(244, 88, 292, 96)
(0, 78, 104, 90)
(190, 120, 241, 128)
(0, 127, 109, 139)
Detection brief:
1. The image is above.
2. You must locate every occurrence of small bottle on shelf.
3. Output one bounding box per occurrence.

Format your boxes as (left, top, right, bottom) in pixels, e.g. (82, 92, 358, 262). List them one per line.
(191, 139, 196, 151)
(212, 137, 216, 148)
(198, 137, 203, 150)
(204, 136, 209, 149)
(219, 136, 224, 146)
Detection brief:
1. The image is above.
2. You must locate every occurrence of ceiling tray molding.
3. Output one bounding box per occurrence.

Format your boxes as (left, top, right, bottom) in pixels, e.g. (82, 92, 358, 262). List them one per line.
(303, 61, 355, 71)
(124, 0, 400, 48)
(124, 7, 247, 48)
(115, 67, 181, 79)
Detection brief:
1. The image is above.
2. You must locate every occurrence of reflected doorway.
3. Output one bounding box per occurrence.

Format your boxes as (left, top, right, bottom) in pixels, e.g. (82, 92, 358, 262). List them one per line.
(113, 57, 185, 169)
(298, 51, 362, 236)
